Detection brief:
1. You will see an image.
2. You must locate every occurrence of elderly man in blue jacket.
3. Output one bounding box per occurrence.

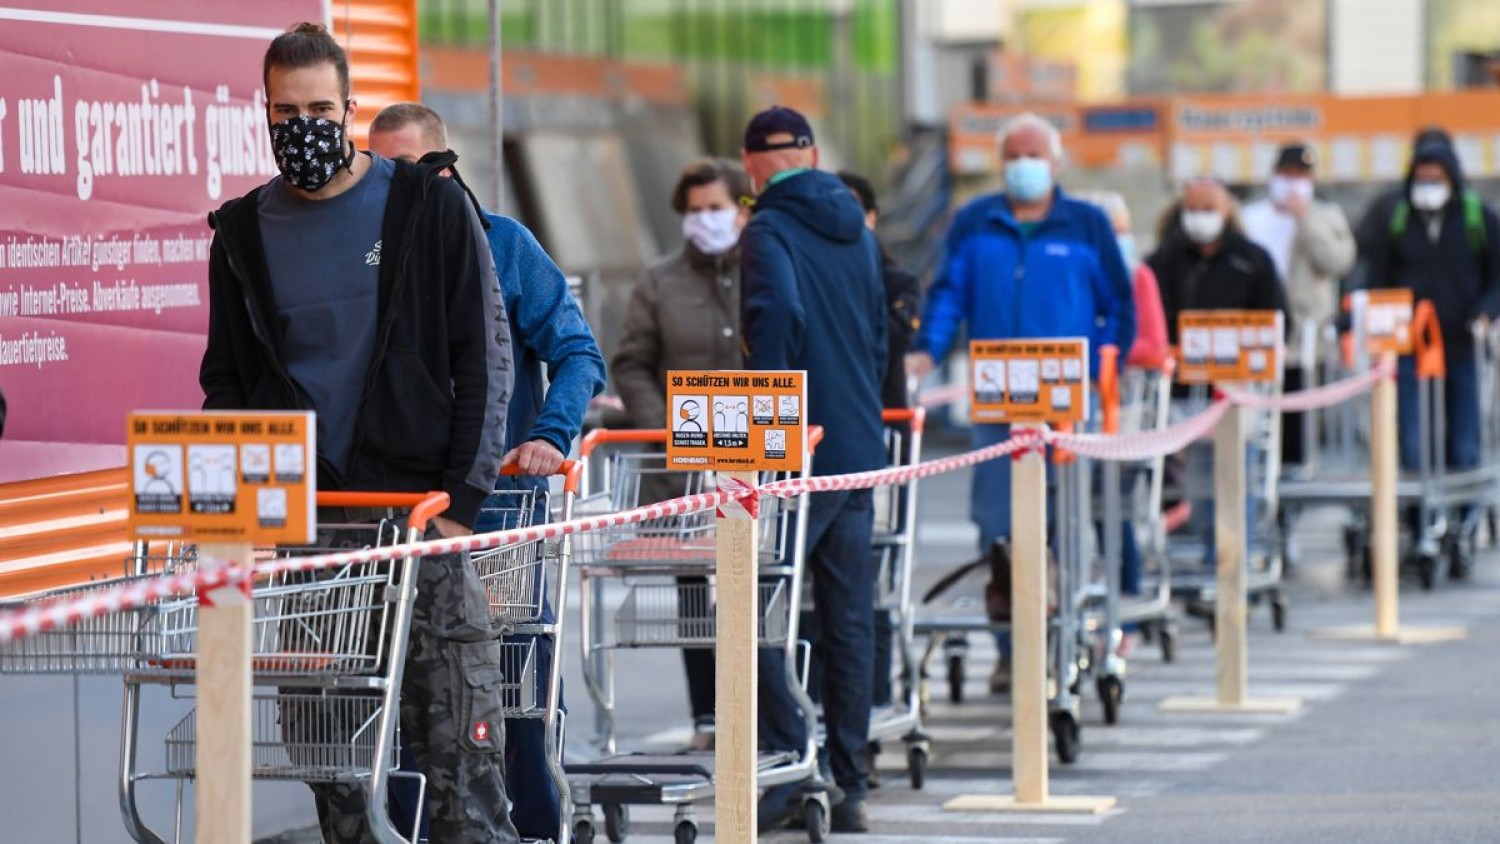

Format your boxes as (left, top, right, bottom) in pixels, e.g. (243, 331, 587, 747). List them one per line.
(370, 103, 607, 843)
(908, 113, 1135, 693)
(739, 106, 888, 835)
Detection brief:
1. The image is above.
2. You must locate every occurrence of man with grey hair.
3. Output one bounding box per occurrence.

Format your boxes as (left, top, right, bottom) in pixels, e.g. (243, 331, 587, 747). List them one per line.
(907, 111, 1135, 693)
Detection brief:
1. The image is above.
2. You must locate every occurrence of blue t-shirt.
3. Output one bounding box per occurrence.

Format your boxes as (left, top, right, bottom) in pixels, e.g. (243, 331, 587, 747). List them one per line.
(258, 152, 394, 477)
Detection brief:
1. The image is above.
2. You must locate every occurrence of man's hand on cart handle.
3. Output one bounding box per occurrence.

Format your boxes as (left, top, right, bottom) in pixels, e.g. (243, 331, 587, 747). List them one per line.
(906, 351, 935, 382)
(501, 440, 567, 476)
(432, 515, 472, 538)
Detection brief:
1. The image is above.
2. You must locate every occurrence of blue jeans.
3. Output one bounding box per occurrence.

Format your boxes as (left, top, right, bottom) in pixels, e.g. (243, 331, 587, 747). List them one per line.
(760, 489, 876, 801)
(390, 480, 564, 841)
(1397, 351, 1481, 472)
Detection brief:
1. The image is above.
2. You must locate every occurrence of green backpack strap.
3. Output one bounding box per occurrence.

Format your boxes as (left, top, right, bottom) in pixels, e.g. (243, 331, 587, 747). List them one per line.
(1463, 190, 1487, 254)
(1389, 198, 1411, 242)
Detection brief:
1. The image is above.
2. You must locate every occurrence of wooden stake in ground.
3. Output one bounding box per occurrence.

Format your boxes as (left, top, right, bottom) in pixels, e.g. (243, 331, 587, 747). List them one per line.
(715, 470, 761, 840)
(944, 427, 1114, 816)
(195, 543, 255, 844)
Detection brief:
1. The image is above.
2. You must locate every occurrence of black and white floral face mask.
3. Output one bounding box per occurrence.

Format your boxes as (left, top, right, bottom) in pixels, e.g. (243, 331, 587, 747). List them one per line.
(269, 112, 351, 192)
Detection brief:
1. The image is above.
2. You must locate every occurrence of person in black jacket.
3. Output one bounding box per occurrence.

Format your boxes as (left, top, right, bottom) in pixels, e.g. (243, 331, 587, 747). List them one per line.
(198, 24, 518, 843)
(1353, 128, 1455, 292)
(1365, 138, 1500, 562)
(741, 106, 887, 835)
(1147, 177, 1284, 566)
(1147, 177, 1286, 340)
(837, 171, 921, 411)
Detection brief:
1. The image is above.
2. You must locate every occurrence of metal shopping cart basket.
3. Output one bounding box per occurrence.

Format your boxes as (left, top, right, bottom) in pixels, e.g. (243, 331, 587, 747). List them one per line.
(564, 428, 829, 844)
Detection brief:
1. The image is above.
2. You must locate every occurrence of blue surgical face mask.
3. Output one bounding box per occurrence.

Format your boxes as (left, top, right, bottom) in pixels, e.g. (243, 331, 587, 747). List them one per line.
(1004, 157, 1054, 203)
(1115, 233, 1137, 267)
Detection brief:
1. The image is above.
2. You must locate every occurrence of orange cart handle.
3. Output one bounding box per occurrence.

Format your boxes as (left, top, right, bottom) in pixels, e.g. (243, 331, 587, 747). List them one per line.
(1412, 300, 1447, 380)
(499, 459, 583, 495)
(315, 491, 451, 533)
(1098, 344, 1120, 435)
(881, 406, 927, 434)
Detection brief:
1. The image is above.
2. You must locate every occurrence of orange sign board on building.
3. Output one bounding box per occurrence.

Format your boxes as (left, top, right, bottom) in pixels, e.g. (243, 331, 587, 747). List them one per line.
(1350, 289, 1415, 356)
(127, 412, 317, 544)
(969, 339, 1091, 426)
(1177, 311, 1283, 384)
(666, 371, 807, 472)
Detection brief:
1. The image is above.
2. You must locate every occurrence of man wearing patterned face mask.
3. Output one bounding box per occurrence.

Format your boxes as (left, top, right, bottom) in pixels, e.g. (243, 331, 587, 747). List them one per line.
(201, 23, 519, 844)
(907, 112, 1135, 696)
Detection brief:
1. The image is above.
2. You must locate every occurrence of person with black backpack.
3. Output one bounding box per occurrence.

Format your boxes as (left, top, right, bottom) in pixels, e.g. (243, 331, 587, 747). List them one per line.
(1365, 137, 1500, 573)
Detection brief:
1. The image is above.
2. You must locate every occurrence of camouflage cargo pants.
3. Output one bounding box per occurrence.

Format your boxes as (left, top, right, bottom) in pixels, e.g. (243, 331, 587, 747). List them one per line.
(301, 522, 520, 844)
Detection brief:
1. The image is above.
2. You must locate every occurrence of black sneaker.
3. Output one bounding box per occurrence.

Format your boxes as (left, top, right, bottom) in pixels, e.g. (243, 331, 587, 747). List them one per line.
(757, 783, 801, 834)
(831, 798, 870, 833)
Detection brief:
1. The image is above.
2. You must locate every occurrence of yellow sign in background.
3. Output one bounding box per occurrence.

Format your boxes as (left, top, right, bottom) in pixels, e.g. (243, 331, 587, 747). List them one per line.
(127, 411, 316, 544)
(665, 370, 806, 472)
(1177, 311, 1283, 384)
(969, 339, 1092, 425)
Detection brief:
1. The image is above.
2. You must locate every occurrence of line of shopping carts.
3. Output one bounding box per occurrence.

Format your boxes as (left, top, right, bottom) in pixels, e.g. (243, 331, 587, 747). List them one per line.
(0, 475, 578, 844)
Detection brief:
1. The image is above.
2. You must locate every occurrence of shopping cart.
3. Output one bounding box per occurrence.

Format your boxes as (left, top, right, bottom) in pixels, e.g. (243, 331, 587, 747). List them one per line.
(565, 428, 828, 844)
(1091, 355, 1180, 725)
(1282, 303, 1500, 589)
(1165, 365, 1289, 634)
(866, 408, 931, 788)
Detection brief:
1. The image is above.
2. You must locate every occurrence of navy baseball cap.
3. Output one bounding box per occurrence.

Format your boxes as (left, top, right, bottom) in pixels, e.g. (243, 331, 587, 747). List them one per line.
(744, 106, 815, 152)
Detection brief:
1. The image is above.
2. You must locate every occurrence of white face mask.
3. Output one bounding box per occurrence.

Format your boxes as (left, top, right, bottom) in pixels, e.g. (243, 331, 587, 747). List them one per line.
(1269, 175, 1314, 208)
(1410, 181, 1451, 212)
(1181, 209, 1226, 245)
(682, 208, 741, 255)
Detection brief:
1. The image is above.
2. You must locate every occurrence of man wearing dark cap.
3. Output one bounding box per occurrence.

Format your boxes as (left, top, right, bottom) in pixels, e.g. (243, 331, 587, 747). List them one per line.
(1241, 141, 1354, 467)
(739, 105, 887, 834)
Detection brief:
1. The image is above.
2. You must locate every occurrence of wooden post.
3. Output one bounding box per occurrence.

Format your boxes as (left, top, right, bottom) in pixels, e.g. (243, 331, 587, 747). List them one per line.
(195, 543, 254, 844)
(945, 426, 1114, 815)
(1371, 364, 1399, 640)
(1161, 402, 1301, 714)
(1010, 437, 1049, 805)
(1309, 356, 1465, 644)
(715, 470, 760, 840)
(1214, 402, 1248, 706)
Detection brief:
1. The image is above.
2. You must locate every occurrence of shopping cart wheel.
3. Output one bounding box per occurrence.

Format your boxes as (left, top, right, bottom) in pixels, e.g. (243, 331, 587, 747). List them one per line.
(947, 653, 966, 704)
(803, 797, 830, 842)
(1160, 625, 1177, 664)
(907, 744, 928, 790)
(574, 815, 597, 844)
(1097, 675, 1123, 725)
(673, 820, 699, 844)
(1050, 710, 1081, 764)
(1271, 596, 1288, 632)
(1417, 554, 1438, 591)
(604, 803, 629, 843)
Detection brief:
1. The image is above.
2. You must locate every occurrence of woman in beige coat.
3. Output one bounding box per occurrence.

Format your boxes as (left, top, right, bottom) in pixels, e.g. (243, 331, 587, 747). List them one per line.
(611, 158, 752, 749)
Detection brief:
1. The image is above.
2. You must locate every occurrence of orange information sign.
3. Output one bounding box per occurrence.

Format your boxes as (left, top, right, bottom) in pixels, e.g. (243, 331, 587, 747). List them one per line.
(127, 411, 316, 544)
(969, 339, 1091, 425)
(1350, 289, 1414, 355)
(665, 370, 807, 472)
(1177, 311, 1283, 384)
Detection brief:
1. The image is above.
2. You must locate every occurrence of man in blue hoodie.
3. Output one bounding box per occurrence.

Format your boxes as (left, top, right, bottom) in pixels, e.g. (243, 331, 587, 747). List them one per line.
(907, 113, 1135, 692)
(740, 106, 887, 834)
(370, 103, 607, 842)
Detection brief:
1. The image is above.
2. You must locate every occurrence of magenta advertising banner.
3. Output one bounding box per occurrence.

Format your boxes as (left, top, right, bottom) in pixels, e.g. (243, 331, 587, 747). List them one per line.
(0, 2, 322, 481)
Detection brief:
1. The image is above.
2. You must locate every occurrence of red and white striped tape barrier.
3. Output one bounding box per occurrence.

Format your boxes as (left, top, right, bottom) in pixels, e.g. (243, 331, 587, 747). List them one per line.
(0, 364, 1394, 645)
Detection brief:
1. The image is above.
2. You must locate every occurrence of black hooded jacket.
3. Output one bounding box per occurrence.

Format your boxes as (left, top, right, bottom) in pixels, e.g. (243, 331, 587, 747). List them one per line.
(199, 152, 513, 526)
(1366, 141, 1500, 347)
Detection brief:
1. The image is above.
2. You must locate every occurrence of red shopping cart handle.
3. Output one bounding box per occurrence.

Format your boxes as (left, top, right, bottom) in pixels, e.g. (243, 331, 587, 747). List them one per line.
(317, 491, 451, 533)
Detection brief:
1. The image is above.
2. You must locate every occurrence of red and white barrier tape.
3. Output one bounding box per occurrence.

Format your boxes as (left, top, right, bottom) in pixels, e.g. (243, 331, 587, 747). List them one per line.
(0, 365, 1394, 645)
(917, 383, 967, 408)
(1217, 359, 1394, 413)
